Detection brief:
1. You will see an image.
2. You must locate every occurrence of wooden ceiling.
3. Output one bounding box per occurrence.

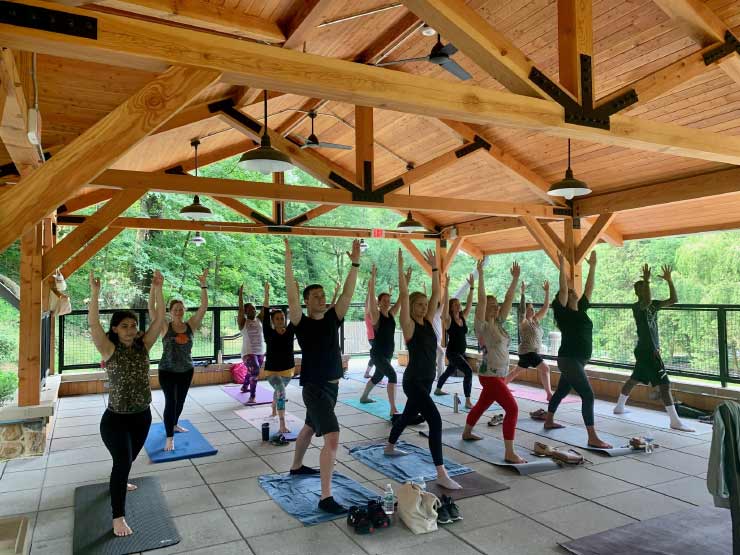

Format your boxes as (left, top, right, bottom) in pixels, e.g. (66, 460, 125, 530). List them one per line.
(3, 0, 740, 258)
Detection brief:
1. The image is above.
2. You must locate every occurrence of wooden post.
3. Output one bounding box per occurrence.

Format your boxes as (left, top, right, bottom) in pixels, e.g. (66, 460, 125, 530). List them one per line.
(272, 172, 284, 224)
(18, 223, 43, 406)
(557, 0, 593, 104)
(564, 218, 583, 295)
(355, 105, 374, 191)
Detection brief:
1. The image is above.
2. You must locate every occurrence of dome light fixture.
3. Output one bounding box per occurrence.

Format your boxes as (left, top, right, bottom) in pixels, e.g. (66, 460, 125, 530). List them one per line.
(396, 163, 428, 233)
(190, 231, 206, 246)
(420, 23, 437, 36)
(238, 90, 293, 174)
(548, 139, 591, 200)
(179, 139, 213, 220)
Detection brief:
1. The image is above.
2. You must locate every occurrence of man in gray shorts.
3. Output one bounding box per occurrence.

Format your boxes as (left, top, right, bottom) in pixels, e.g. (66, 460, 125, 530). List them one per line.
(284, 238, 361, 514)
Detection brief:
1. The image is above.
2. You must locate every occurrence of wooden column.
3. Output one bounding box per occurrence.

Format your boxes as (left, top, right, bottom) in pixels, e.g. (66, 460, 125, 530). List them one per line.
(558, 0, 593, 104)
(436, 239, 447, 276)
(41, 216, 56, 375)
(18, 223, 43, 406)
(564, 218, 583, 294)
(355, 106, 374, 191)
(272, 172, 284, 224)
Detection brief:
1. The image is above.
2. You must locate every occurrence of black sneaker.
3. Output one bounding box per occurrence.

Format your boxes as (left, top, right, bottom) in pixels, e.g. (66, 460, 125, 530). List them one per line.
(318, 496, 348, 515)
(443, 495, 462, 521)
(367, 499, 391, 529)
(437, 501, 453, 524)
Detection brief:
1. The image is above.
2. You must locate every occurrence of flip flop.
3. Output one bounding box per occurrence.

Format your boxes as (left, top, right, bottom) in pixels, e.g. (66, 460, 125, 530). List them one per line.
(487, 413, 504, 427)
(550, 448, 584, 465)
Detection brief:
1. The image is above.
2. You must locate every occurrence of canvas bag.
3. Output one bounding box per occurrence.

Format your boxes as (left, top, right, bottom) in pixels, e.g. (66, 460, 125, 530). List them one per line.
(397, 482, 440, 534)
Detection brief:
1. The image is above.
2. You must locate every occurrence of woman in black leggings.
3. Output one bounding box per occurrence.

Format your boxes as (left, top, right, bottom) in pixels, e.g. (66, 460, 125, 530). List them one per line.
(149, 269, 208, 451)
(435, 273, 475, 408)
(544, 252, 612, 449)
(385, 249, 461, 490)
(89, 270, 166, 537)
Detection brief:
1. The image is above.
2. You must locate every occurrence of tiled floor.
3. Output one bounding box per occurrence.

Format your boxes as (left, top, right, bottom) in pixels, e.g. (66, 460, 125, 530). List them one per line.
(1, 360, 717, 554)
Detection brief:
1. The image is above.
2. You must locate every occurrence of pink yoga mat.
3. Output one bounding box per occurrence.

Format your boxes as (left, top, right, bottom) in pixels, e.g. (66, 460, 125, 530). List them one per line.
(510, 387, 579, 404)
(234, 405, 301, 440)
(222, 384, 274, 405)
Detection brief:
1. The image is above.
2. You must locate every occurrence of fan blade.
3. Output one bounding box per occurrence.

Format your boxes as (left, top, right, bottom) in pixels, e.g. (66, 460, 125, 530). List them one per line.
(375, 56, 430, 67)
(440, 58, 471, 80)
(316, 142, 353, 150)
(439, 43, 458, 56)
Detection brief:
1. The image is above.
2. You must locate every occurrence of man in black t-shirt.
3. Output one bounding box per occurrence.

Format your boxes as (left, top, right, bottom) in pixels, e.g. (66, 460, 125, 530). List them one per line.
(284, 238, 361, 514)
(613, 264, 694, 431)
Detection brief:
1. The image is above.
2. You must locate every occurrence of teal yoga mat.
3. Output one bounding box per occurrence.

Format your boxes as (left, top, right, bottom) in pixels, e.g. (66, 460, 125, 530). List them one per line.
(342, 397, 403, 421)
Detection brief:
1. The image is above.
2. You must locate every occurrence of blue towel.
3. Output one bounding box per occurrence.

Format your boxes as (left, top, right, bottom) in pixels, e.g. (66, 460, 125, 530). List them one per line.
(144, 419, 217, 463)
(342, 398, 404, 421)
(348, 440, 472, 483)
(259, 472, 379, 526)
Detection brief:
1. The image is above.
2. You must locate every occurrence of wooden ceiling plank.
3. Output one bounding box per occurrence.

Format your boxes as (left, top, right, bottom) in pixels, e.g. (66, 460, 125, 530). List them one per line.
(0, 64, 221, 254)
(280, 0, 334, 50)
(57, 189, 116, 214)
(59, 227, 124, 278)
(574, 212, 615, 264)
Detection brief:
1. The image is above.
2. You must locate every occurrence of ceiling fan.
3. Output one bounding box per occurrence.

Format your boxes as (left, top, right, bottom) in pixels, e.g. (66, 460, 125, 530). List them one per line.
(373, 34, 471, 80)
(297, 111, 353, 150)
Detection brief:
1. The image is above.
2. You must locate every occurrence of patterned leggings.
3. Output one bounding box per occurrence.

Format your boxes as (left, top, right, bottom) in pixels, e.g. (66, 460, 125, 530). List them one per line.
(241, 354, 265, 397)
(267, 375, 292, 410)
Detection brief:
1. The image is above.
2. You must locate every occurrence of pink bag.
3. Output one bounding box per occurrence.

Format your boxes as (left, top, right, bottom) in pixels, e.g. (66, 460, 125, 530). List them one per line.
(231, 361, 247, 384)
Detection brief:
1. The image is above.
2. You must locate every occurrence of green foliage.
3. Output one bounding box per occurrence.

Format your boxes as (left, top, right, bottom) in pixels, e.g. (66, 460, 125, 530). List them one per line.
(0, 371, 18, 404)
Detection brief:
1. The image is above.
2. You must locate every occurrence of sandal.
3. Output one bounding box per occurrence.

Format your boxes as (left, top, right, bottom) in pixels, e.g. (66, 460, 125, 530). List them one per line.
(487, 413, 504, 427)
(629, 437, 646, 450)
(530, 409, 547, 421)
(533, 441, 553, 457)
(550, 448, 584, 465)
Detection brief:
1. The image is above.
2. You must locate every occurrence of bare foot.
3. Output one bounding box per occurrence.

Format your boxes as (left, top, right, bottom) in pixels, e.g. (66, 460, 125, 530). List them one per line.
(544, 421, 565, 429)
(279, 426, 290, 434)
(360, 397, 376, 404)
(505, 453, 527, 464)
(247, 397, 256, 404)
(164, 437, 175, 451)
(126, 483, 138, 491)
(588, 438, 613, 449)
(435, 475, 462, 490)
(464, 402, 474, 409)
(546, 393, 553, 402)
(174, 424, 189, 433)
(670, 421, 695, 432)
(384, 445, 408, 457)
(462, 431, 483, 441)
(112, 517, 132, 537)
(363, 371, 372, 379)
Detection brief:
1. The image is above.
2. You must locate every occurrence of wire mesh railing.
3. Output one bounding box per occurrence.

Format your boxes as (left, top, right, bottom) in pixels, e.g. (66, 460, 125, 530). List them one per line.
(59, 302, 740, 385)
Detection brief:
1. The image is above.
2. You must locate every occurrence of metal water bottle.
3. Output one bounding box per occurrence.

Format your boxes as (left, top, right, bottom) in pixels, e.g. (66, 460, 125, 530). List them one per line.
(261, 422, 270, 441)
(453, 393, 460, 413)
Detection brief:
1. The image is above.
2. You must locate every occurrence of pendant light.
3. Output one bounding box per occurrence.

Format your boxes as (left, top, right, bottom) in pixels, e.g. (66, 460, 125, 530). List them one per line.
(238, 90, 293, 174)
(190, 231, 206, 246)
(397, 163, 427, 232)
(180, 139, 213, 220)
(548, 139, 591, 200)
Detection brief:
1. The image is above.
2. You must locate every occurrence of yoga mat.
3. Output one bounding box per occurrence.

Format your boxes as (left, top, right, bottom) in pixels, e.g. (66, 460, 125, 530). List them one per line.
(433, 391, 499, 413)
(233, 405, 300, 440)
(426, 427, 561, 475)
(73, 476, 180, 555)
(341, 398, 404, 421)
(510, 387, 579, 404)
(345, 375, 387, 388)
(426, 470, 509, 500)
(348, 440, 472, 483)
(561, 506, 732, 555)
(144, 419, 217, 463)
(593, 404, 713, 434)
(259, 472, 379, 526)
(222, 384, 274, 405)
(516, 418, 634, 456)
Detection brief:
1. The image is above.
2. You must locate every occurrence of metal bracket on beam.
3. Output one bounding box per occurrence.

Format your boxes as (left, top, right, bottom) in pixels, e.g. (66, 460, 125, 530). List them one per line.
(553, 207, 573, 217)
(704, 31, 740, 65)
(165, 165, 186, 175)
(211, 99, 264, 135)
(267, 225, 293, 233)
(249, 210, 276, 226)
(351, 188, 384, 203)
(0, 1, 97, 39)
(56, 215, 86, 224)
(328, 171, 363, 194)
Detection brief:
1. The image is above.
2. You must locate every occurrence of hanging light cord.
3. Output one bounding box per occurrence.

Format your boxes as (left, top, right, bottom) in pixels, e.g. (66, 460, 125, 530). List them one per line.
(194, 140, 198, 176)
(263, 89, 268, 137)
(567, 139, 571, 171)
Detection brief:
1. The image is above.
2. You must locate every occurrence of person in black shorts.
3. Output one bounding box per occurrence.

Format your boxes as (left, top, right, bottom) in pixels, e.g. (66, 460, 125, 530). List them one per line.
(385, 249, 462, 490)
(613, 264, 694, 431)
(284, 238, 361, 514)
(359, 265, 403, 415)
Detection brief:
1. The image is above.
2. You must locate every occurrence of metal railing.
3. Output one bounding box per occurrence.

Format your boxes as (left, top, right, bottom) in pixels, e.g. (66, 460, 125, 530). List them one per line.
(58, 302, 740, 386)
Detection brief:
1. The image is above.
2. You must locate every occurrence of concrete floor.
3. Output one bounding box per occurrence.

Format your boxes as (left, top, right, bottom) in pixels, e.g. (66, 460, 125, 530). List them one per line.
(0, 360, 717, 554)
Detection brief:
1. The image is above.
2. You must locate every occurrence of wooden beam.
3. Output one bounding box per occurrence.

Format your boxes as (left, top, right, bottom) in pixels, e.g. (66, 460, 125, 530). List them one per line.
(280, 0, 334, 50)
(454, 216, 521, 237)
(541, 222, 565, 253)
(441, 236, 463, 274)
(574, 166, 740, 217)
(6, 2, 740, 165)
(399, 238, 432, 276)
(93, 169, 565, 218)
(0, 65, 220, 254)
(209, 196, 259, 223)
(622, 219, 740, 241)
(0, 48, 43, 174)
(17, 223, 42, 406)
(519, 215, 560, 266)
(563, 218, 582, 294)
(42, 189, 144, 279)
(575, 212, 614, 265)
(557, 0, 593, 103)
(460, 238, 484, 260)
(57, 189, 116, 214)
(355, 105, 374, 191)
(284, 204, 337, 226)
(402, 0, 547, 98)
(593, 220, 623, 247)
(59, 227, 124, 278)
(356, 9, 421, 64)
(174, 139, 255, 173)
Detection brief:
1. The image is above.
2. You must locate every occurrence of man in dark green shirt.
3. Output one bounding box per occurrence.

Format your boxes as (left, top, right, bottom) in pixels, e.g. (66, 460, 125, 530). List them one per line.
(613, 264, 694, 431)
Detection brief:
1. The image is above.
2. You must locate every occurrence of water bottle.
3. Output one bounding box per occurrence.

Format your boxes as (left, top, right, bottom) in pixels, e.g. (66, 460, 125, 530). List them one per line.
(453, 393, 460, 413)
(644, 435, 654, 455)
(382, 484, 395, 515)
(217, 350, 223, 364)
(261, 422, 270, 441)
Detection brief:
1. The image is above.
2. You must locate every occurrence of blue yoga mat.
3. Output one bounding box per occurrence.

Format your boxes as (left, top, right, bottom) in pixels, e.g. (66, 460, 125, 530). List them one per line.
(342, 398, 404, 421)
(144, 419, 218, 463)
(259, 472, 379, 526)
(348, 440, 472, 483)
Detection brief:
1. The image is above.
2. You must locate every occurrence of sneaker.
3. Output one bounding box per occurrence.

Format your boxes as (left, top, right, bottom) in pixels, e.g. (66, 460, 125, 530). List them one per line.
(367, 499, 391, 529)
(347, 506, 374, 534)
(443, 495, 462, 521)
(437, 501, 453, 524)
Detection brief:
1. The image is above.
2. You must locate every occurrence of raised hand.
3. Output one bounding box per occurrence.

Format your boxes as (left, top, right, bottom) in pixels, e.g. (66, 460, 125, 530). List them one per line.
(520, 281, 526, 294)
(89, 271, 101, 294)
(659, 264, 673, 282)
(587, 250, 597, 266)
(152, 270, 164, 287)
(467, 273, 474, 288)
(264, 282, 270, 295)
(543, 280, 550, 292)
(476, 258, 484, 273)
(370, 264, 377, 280)
(347, 239, 361, 265)
(238, 284, 244, 298)
(641, 263, 651, 282)
(422, 249, 437, 269)
(511, 261, 521, 279)
(404, 266, 412, 285)
(198, 268, 208, 287)
(283, 238, 292, 264)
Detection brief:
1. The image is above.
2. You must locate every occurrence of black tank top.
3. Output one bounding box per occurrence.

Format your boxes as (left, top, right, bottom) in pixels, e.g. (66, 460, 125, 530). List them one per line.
(371, 312, 395, 359)
(446, 317, 467, 355)
(405, 319, 437, 382)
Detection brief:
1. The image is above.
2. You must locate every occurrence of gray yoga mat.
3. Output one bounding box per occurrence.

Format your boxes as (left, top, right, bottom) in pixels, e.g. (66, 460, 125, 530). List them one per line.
(73, 476, 180, 555)
(561, 506, 732, 555)
(425, 468, 509, 500)
(423, 428, 560, 475)
(516, 418, 634, 456)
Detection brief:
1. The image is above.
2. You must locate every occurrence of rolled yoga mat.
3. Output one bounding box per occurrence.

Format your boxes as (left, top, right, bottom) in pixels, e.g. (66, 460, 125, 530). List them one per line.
(259, 472, 380, 526)
(423, 427, 561, 475)
(73, 476, 180, 555)
(222, 384, 274, 405)
(516, 417, 635, 456)
(144, 419, 217, 463)
(347, 440, 472, 483)
(561, 506, 732, 555)
(233, 405, 300, 440)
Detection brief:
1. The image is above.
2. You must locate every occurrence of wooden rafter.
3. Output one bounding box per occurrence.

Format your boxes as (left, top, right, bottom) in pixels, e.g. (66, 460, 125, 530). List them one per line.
(441, 236, 463, 274)
(541, 222, 565, 253)
(209, 196, 258, 223)
(57, 189, 116, 214)
(453, 216, 521, 238)
(575, 213, 615, 265)
(5, 2, 740, 165)
(280, 0, 334, 50)
(356, 8, 421, 64)
(399, 238, 432, 276)
(59, 227, 124, 278)
(622, 220, 740, 241)
(284, 204, 337, 227)
(519, 216, 560, 266)
(557, 0, 592, 103)
(0, 64, 220, 254)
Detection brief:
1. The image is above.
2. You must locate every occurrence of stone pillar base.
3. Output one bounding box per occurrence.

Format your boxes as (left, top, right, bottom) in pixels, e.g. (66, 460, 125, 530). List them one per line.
(0, 418, 47, 461)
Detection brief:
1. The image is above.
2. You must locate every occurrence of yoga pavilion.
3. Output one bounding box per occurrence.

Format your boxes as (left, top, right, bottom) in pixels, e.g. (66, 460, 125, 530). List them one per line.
(0, 0, 738, 553)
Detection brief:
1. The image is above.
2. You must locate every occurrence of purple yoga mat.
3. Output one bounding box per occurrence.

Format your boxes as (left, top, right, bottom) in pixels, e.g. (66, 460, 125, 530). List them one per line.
(510, 387, 579, 404)
(222, 384, 274, 405)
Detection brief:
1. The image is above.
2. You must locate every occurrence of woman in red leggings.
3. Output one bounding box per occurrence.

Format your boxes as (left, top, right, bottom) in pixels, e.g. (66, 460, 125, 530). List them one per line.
(462, 259, 526, 464)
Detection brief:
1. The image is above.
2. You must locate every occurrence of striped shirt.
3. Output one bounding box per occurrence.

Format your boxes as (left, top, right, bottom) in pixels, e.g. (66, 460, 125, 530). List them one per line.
(518, 318, 543, 354)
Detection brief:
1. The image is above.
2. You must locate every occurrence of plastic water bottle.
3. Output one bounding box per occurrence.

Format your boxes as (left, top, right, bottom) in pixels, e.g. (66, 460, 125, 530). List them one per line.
(644, 435, 654, 454)
(383, 484, 395, 515)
